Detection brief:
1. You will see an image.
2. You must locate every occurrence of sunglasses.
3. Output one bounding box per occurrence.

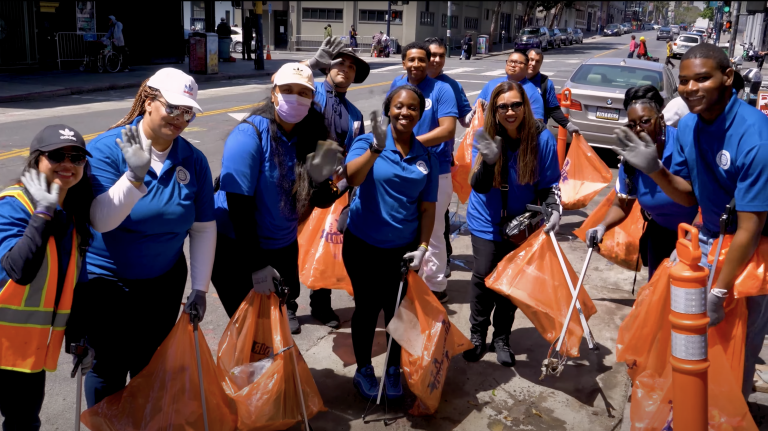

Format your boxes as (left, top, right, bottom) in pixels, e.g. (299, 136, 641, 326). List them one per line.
(625, 117, 656, 130)
(156, 99, 196, 122)
(44, 150, 87, 167)
(496, 102, 524, 113)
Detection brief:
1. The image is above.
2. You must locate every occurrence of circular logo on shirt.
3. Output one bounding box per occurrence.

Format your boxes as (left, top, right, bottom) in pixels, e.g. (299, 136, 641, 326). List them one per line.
(175, 166, 190, 185)
(716, 150, 731, 170)
(416, 160, 429, 174)
(425, 98, 433, 111)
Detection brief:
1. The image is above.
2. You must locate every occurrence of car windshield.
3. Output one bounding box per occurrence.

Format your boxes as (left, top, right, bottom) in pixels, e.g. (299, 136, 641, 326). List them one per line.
(607, 24, 620, 29)
(231, 28, 240, 35)
(559, 28, 569, 33)
(660, 27, 670, 31)
(521, 28, 539, 35)
(548, 29, 555, 35)
(678, 35, 699, 43)
(671, 25, 679, 29)
(570, 64, 664, 92)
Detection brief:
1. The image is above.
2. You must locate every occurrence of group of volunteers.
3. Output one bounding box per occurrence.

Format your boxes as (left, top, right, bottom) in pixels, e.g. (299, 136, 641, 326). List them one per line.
(1, 32, 766, 428)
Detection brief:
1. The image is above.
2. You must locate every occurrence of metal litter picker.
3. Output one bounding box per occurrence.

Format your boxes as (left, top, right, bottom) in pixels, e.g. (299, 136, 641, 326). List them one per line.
(707, 198, 736, 290)
(70, 340, 88, 431)
(190, 311, 210, 431)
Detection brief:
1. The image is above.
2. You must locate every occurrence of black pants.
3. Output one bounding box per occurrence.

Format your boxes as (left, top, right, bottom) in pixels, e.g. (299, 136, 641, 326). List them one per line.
(68, 255, 188, 408)
(444, 208, 453, 258)
(243, 38, 253, 59)
(469, 234, 518, 339)
(0, 369, 45, 431)
(640, 218, 679, 281)
(665, 56, 675, 68)
(212, 234, 300, 317)
(343, 229, 412, 369)
(114, 45, 129, 69)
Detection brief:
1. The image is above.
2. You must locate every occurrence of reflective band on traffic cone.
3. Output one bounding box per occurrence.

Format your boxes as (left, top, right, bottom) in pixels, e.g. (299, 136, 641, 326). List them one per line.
(266, 46, 272, 60)
(557, 88, 572, 170)
(669, 223, 710, 431)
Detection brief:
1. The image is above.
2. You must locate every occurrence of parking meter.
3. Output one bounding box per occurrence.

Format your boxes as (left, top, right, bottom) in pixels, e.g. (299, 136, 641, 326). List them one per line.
(742, 68, 763, 106)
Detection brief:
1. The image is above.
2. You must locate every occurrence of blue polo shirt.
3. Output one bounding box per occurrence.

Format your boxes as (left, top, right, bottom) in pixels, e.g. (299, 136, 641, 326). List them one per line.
(616, 126, 698, 231)
(670, 91, 768, 233)
(87, 116, 215, 280)
(528, 72, 560, 123)
(433, 73, 473, 175)
(345, 130, 439, 248)
(467, 127, 560, 241)
(387, 75, 458, 175)
(477, 76, 545, 120)
(214, 115, 299, 249)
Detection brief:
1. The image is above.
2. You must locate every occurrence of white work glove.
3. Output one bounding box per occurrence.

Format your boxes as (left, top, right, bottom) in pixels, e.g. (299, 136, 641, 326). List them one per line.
(116, 125, 152, 183)
(403, 246, 428, 271)
(308, 37, 344, 71)
(252, 266, 280, 295)
(306, 140, 345, 183)
(72, 347, 95, 375)
(370, 111, 387, 152)
(543, 210, 561, 234)
(21, 169, 59, 215)
(586, 224, 606, 248)
(611, 128, 663, 175)
(473, 130, 502, 165)
(566, 123, 580, 134)
(707, 289, 728, 327)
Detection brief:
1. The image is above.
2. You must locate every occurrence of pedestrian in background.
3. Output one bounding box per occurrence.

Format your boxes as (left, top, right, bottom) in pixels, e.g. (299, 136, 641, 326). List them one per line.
(70, 68, 214, 408)
(0, 125, 93, 431)
(105, 15, 129, 71)
(349, 25, 358, 49)
(628, 35, 637, 58)
(461, 33, 473, 60)
(216, 17, 232, 38)
(243, 16, 254, 61)
(637, 36, 648, 60)
(666, 37, 675, 69)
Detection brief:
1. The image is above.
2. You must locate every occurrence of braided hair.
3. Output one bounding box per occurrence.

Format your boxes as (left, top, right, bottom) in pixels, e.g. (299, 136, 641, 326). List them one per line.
(109, 79, 160, 130)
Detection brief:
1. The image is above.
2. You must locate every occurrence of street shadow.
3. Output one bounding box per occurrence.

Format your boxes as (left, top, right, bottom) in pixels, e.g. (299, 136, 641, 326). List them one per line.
(447, 254, 473, 276)
(592, 297, 636, 308)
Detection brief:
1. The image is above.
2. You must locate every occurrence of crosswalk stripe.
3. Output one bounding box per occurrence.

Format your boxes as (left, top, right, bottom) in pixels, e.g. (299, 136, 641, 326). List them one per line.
(480, 69, 507, 76)
(371, 65, 405, 73)
(443, 67, 479, 74)
(465, 90, 481, 96)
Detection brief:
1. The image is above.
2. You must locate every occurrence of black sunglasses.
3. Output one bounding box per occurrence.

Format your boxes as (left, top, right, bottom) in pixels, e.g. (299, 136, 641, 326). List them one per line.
(496, 102, 524, 113)
(625, 116, 656, 130)
(44, 150, 87, 167)
(156, 99, 196, 123)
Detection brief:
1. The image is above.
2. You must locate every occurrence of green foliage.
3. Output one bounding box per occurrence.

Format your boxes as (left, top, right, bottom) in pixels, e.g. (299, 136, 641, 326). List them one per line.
(700, 6, 714, 20)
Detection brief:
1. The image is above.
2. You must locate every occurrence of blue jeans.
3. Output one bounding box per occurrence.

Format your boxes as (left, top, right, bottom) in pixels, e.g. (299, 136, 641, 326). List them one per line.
(699, 228, 768, 399)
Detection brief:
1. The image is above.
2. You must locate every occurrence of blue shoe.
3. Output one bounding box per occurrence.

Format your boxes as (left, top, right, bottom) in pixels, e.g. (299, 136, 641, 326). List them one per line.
(353, 364, 379, 399)
(385, 366, 403, 399)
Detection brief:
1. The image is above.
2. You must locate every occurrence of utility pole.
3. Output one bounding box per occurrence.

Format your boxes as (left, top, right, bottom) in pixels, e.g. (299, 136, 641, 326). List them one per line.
(387, 1, 391, 41)
(598, 2, 603, 34)
(714, 2, 723, 47)
(728, 1, 741, 58)
(447, 1, 452, 58)
(254, 1, 264, 70)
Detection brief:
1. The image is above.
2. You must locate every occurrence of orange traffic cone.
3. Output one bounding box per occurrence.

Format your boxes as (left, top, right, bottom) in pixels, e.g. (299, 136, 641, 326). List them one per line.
(266, 46, 272, 60)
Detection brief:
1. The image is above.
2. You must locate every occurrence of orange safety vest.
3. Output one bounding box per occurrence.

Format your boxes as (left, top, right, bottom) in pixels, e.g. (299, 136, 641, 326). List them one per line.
(0, 184, 80, 373)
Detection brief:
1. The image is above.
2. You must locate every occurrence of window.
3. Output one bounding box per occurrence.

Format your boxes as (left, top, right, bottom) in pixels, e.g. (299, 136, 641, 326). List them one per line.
(464, 17, 479, 30)
(420, 11, 435, 26)
(302, 8, 343, 21)
(576, 10, 586, 20)
(441, 14, 459, 28)
(390, 10, 403, 23)
(360, 9, 393, 23)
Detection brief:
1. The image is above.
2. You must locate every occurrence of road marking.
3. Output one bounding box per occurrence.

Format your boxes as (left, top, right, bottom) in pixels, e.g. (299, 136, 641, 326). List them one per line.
(594, 44, 629, 57)
(465, 90, 481, 96)
(444, 67, 479, 74)
(0, 149, 29, 160)
(456, 79, 490, 83)
(480, 69, 507, 76)
(371, 65, 405, 73)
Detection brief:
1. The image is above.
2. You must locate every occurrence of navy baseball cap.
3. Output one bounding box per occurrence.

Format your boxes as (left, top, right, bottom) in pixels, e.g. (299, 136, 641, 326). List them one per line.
(30, 124, 92, 156)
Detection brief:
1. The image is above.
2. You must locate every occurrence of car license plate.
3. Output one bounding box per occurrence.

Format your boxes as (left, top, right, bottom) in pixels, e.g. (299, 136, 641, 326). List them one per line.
(596, 107, 620, 121)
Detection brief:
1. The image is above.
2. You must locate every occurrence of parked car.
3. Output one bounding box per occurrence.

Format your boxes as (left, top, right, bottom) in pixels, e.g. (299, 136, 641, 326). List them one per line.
(515, 27, 549, 51)
(559, 27, 574, 45)
(670, 25, 681, 36)
(229, 27, 256, 53)
(547, 28, 563, 48)
(643, 23, 655, 30)
(572, 28, 584, 43)
(657, 26, 672, 40)
(552, 57, 678, 148)
(689, 28, 706, 38)
(672, 33, 702, 58)
(621, 23, 632, 34)
(604, 23, 622, 37)
(653, 24, 661, 30)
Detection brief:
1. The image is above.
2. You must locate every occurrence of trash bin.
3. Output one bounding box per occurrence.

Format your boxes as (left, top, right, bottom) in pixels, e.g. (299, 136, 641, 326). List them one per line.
(189, 32, 219, 75)
(477, 35, 489, 55)
(218, 37, 232, 60)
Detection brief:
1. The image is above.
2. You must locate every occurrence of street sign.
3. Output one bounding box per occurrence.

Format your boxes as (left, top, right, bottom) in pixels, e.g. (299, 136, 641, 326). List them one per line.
(268, 3, 272, 14)
(718, 1, 723, 6)
(759, 91, 768, 117)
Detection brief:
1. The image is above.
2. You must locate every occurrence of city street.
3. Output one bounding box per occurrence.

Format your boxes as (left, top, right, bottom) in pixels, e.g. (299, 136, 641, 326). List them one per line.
(2, 30, 765, 430)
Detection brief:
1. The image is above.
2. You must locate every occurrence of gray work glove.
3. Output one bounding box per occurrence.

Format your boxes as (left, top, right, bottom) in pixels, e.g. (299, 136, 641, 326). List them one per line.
(466, 100, 488, 124)
(185, 289, 207, 322)
(473, 130, 502, 165)
(72, 347, 95, 375)
(252, 266, 280, 295)
(308, 37, 345, 71)
(543, 210, 561, 234)
(370, 111, 387, 152)
(403, 246, 428, 271)
(669, 249, 679, 264)
(611, 128, 663, 175)
(21, 169, 59, 215)
(586, 224, 606, 248)
(306, 140, 345, 183)
(566, 122, 580, 134)
(116, 125, 152, 183)
(707, 290, 727, 327)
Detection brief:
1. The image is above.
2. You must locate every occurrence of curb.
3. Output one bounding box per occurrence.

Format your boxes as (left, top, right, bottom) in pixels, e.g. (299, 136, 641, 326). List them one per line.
(0, 70, 274, 104)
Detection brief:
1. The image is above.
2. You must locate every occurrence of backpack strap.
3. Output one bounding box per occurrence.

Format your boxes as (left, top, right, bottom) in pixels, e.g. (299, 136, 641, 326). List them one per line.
(539, 74, 550, 108)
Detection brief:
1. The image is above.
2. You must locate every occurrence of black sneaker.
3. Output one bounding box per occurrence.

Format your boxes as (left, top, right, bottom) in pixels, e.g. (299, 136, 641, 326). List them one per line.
(287, 309, 301, 334)
(445, 260, 452, 279)
(462, 332, 486, 362)
(432, 290, 449, 303)
(311, 307, 341, 329)
(489, 336, 516, 367)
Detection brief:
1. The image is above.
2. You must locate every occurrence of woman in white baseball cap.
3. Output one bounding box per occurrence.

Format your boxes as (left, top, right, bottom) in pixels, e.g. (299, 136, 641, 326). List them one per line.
(66, 68, 217, 408)
(211, 62, 344, 334)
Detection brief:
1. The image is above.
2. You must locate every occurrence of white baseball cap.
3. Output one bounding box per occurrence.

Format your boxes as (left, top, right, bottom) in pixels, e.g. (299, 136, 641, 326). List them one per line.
(146, 68, 203, 113)
(273, 63, 314, 91)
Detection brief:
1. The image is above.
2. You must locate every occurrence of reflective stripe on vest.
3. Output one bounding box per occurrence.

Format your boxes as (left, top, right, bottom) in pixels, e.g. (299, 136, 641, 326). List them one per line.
(0, 185, 79, 372)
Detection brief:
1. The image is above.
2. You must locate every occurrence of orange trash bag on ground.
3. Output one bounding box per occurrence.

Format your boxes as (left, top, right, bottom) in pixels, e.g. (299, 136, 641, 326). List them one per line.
(217, 291, 326, 431)
(451, 100, 485, 204)
(297, 193, 354, 296)
(707, 235, 768, 298)
(574, 189, 645, 271)
(81, 312, 238, 431)
(559, 134, 612, 210)
(387, 272, 471, 416)
(484, 228, 598, 358)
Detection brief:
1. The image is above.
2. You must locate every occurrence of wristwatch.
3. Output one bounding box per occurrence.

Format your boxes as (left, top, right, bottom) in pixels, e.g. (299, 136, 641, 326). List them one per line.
(369, 140, 383, 155)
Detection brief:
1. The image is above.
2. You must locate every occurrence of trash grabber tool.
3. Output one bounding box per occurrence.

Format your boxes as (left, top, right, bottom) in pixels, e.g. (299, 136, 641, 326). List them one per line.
(707, 197, 736, 290)
(190, 311, 209, 431)
(70, 340, 88, 431)
(362, 258, 409, 425)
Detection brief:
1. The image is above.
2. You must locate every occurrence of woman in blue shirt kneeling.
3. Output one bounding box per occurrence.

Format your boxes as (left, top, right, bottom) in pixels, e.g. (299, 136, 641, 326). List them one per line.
(586, 85, 698, 280)
(342, 84, 439, 400)
(464, 81, 562, 368)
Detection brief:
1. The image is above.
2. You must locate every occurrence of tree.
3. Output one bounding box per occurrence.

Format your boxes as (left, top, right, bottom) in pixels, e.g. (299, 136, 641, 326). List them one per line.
(523, 1, 537, 27)
(674, 5, 703, 25)
(489, 1, 504, 52)
(700, 6, 714, 20)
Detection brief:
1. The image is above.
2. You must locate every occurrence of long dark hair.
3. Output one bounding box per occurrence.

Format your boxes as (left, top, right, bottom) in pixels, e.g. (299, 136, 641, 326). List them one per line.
(243, 96, 329, 221)
(472, 81, 540, 186)
(110, 78, 160, 130)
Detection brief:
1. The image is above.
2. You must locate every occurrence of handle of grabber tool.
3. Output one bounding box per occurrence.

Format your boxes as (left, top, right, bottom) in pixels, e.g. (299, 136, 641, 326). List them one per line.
(375, 258, 411, 406)
(283, 304, 311, 431)
(707, 197, 737, 290)
(554, 230, 598, 353)
(190, 311, 210, 431)
(70, 340, 88, 431)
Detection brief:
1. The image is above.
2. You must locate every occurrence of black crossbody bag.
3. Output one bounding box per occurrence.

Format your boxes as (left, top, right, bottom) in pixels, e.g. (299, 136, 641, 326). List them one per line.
(498, 153, 544, 245)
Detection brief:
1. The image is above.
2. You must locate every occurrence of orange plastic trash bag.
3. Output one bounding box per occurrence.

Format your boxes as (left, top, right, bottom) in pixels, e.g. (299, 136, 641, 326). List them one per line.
(451, 99, 485, 204)
(707, 235, 768, 298)
(559, 134, 612, 210)
(574, 189, 645, 271)
(81, 312, 238, 431)
(297, 193, 354, 296)
(387, 272, 471, 416)
(217, 291, 326, 431)
(485, 228, 597, 358)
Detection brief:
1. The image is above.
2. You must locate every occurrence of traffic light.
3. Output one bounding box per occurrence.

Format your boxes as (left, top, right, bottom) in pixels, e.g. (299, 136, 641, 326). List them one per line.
(724, 6, 730, 12)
